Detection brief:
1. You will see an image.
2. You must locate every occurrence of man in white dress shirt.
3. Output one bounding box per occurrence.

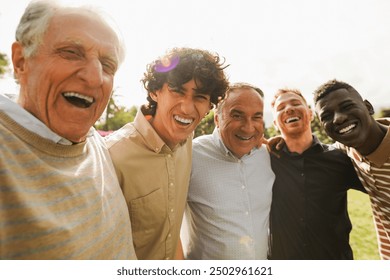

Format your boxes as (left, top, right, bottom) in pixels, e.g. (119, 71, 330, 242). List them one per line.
(181, 82, 275, 259)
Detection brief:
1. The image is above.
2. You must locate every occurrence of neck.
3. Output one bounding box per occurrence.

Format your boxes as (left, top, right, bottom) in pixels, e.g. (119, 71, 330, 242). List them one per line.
(358, 121, 387, 156)
(148, 116, 176, 150)
(283, 130, 313, 154)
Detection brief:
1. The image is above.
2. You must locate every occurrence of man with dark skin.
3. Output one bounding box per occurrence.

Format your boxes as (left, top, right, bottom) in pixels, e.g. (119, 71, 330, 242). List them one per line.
(314, 79, 390, 260)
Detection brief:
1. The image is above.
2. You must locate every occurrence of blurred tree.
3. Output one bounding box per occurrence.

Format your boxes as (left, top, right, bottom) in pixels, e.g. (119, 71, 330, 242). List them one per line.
(264, 124, 279, 139)
(95, 96, 138, 131)
(0, 52, 10, 76)
(194, 111, 215, 138)
(311, 113, 333, 144)
(377, 108, 390, 118)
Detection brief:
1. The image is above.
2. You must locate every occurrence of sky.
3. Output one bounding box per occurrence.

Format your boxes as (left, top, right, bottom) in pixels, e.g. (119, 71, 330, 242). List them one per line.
(1, 0, 390, 124)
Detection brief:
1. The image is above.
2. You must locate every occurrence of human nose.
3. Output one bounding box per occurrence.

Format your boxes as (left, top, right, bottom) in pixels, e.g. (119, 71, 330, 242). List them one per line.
(179, 96, 196, 114)
(333, 111, 347, 124)
(285, 104, 295, 114)
(77, 58, 104, 88)
(241, 118, 256, 133)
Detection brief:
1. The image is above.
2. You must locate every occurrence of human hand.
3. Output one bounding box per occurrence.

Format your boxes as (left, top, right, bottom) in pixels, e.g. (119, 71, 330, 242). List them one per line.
(264, 136, 285, 158)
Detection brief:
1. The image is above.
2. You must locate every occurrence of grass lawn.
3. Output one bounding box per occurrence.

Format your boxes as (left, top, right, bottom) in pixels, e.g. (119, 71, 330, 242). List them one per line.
(348, 189, 380, 260)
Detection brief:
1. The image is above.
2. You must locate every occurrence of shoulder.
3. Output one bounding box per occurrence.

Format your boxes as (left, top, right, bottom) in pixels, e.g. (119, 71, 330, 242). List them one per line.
(193, 134, 213, 149)
(105, 123, 136, 149)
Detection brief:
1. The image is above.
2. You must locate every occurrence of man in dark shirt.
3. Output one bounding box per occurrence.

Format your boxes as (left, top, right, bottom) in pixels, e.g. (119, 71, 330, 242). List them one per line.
(268, 88, 365, 260)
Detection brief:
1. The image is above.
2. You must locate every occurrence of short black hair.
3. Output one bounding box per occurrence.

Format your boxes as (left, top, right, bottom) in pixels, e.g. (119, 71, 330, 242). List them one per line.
(313, 79, 355, 104)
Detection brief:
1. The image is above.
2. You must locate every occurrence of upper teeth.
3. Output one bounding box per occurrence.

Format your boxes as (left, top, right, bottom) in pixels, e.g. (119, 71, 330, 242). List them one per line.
(63, 92, 94, 103)
(174, 115, 193, 124)
(237, 135, 252, 140)
(285, 117, 299, 123)
(338, 124, 356, 134)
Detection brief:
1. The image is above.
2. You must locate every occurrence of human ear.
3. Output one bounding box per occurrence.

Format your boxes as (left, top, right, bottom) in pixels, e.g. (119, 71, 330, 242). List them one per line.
(364, 100, 375, 115)
(309, 108, 314, 121)
(273, 120, 280, 131)
(149, 91, 158, 102)
(11, 42, 26, 81)
(214, 111, 220, 128)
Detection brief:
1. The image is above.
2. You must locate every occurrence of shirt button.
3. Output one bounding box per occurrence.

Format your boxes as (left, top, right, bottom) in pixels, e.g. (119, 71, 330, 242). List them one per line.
(168, 233, 172, 238)
(170, 182, 174, 187)
(165, 257, 170, 260)
(241, 185, 246, 189)
(167, 154, 172, 158)
(301, 173, 304, 176)
(170, 208, 174, 212)
(155, 148, 159, 152)
(245, 211, 249, 215)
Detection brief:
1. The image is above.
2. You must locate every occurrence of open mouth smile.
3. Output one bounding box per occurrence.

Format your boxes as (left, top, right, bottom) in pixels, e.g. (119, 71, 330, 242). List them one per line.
(174, 115, 193, 125)
(285, 116, 300, 123)
(63, 92, 94, 108)
(236, 134, 254, 141)
(337, 123, 356, 135)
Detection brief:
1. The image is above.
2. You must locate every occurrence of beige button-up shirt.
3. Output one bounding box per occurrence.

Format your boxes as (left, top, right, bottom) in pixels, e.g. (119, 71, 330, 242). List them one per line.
(106, 109, 192, 260)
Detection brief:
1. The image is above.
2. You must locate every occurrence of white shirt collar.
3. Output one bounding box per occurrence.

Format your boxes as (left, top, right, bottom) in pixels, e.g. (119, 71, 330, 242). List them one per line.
(0, 94, 74, 145)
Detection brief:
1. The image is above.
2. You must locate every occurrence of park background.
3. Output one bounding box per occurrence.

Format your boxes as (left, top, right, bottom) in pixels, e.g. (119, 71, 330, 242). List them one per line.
(1, 0, 389, 259)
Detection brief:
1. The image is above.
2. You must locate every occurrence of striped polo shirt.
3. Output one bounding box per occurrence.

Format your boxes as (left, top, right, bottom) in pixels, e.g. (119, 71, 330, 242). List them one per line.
(337, 119, 390, 260)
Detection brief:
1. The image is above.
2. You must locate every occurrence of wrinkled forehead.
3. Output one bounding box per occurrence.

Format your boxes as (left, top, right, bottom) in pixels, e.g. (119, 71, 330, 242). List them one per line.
(274, 92, 306, 107)
(50, 8, 122, 61)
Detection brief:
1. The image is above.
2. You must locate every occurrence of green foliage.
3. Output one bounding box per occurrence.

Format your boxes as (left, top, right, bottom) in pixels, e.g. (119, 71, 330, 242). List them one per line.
(194, 111, 215, 138)
(264, 124, 279, 139)
(348, 190, 380, 259)
(0, 52, 10, 76)
(95, 97, 137, 131)
(311, 114, 333, 144)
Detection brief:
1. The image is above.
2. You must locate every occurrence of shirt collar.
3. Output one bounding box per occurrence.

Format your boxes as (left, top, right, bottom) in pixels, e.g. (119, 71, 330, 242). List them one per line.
(133, 108, 189, 153)
(362, 119, 390, 167)
(281, 134, 324, 156)
(0, 94, 81, 145)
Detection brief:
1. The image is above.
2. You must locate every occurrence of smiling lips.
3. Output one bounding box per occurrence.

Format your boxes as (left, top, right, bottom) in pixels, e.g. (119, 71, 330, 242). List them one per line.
(236, 134, 253, 141)
(174, 115, 193, 125)
(337, 123, 356, 135)
(285, 116, 300, 123)
(63, 92, 94, 108)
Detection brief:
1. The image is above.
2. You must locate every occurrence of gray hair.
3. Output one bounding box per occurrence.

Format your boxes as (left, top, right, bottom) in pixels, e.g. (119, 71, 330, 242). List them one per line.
(15, 0, 125, 62)
(215, 82, 264, 116)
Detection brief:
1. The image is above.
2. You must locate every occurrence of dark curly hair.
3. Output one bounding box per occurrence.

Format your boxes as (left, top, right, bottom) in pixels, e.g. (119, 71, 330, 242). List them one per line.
(141, 47, 229, 116)
(313, 79, 355, 104)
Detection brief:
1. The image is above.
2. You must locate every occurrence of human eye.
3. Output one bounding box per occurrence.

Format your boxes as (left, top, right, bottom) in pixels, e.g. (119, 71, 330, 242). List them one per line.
(276, 105, 285, 112)
(292, 101, 302, 107)
(196, 94, 210, 101)
(342, 103, 355, 110)
(231, 112, 242, 119)
(320, 112, 332, 122)
(168, 85, 184, 95)
(254, 114, 263, 121)
(101, 59, 117, 75)
(57, 47, 83, 60)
